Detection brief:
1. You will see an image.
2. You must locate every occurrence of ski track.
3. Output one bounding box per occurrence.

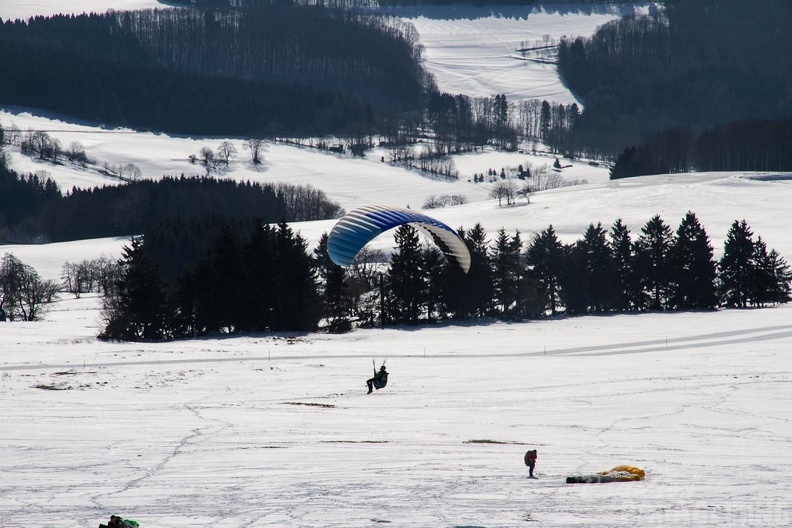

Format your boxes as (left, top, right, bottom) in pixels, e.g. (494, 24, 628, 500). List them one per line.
(3, 324, 791, 371)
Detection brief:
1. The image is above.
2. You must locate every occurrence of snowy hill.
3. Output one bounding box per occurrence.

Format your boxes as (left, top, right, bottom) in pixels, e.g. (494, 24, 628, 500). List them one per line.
(1, 3, 791, 527)
(3, 111, 792, 528)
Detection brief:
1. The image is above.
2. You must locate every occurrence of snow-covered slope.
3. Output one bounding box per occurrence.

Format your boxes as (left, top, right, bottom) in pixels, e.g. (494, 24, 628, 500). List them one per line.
(4, 108, 791, 281)
(381, 4, 644, 104)
(1, 3, 791, 528)
(3, 106, 792, 528)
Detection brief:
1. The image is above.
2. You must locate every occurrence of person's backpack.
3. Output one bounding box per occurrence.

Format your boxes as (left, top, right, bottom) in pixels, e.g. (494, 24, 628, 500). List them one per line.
(524, 450, 537, 465)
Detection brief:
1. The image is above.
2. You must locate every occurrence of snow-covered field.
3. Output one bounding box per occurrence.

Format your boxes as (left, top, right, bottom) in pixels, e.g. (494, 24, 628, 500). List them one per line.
(2, 2, 792, 527)
(2, 294, 791, 527)
(3, 113, 792, 527)
(380, 4, 649, 104)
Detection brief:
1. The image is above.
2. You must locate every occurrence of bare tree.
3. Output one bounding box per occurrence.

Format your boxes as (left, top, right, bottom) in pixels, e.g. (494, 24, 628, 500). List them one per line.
(352, 246, 386, 290)
(115, 163, 142, 181)
(93, 255, 121, 297)
(504, 179, 518, 204)
(1, 253, 58, 321)
(197, 146, 213, 167)
(216, 141, 238, 166)
(488, 179, 519, 206)
(61, 259, 97, 298)
(65, 141, 88, 164)
(48, 137, 62, 163)
(243, 137, 268, 165)
(424, 194, 468, 209)
(21, 131, 54, 160)
(517, 182, 532, 203)
(4, 122, 21, 146)
(17, 264, 59, 321)
(489, 182, 505, 206)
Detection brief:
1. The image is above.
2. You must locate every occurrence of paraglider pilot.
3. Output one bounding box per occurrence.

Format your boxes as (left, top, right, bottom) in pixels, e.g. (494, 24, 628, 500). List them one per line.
(100, 515, 139, 528)
(524, 449, 537, 478)
(367, 365, 388, 394)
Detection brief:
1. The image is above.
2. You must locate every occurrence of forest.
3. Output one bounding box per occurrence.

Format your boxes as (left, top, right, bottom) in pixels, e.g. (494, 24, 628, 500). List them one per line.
(557, 0, 792, 157)
(0, 7, 424, 136)
(610, 118, 792, 179)
(165, 0, 634, 8)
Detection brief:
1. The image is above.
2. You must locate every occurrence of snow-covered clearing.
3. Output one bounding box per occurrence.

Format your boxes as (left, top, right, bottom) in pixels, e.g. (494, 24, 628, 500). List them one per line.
(380, 4, 651, 104)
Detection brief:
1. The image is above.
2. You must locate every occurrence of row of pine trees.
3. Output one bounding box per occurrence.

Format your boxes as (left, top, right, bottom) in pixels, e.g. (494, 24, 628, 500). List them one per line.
(317, 213, 791, 329)
(101, 213, 791, 340)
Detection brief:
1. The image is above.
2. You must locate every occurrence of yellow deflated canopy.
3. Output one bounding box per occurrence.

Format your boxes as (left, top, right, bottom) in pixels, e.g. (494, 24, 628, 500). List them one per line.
(566, 465, 645, 484)
(596, 465, 645, 481)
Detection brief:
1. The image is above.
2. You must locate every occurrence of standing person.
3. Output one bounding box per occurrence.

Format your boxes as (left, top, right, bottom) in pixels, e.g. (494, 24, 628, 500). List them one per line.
(367, 364, 388, 394)
(524, 449, 537, 478)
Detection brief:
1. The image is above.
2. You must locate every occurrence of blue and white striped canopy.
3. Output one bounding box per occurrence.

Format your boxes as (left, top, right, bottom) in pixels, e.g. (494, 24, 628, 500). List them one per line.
(327, 205, 471, 273)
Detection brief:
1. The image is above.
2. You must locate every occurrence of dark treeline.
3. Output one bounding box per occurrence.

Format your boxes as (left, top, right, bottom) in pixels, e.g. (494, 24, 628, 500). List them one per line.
(557, 0, 792, 156)
(0, 152, 61, 243)
(103, 211, 792, 340)
(0, 168, 344, 244)
(166, 0, 634, 8)
(423, 92, 579, 154)
(101, 221, 319, 340)
(0, 7, 427, 136)
(610, 118, 792, 179)
(363, 215, 791, 326)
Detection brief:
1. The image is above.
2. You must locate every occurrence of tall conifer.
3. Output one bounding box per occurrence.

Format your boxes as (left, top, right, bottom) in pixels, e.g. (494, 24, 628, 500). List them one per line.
(669, 212, 718, 309)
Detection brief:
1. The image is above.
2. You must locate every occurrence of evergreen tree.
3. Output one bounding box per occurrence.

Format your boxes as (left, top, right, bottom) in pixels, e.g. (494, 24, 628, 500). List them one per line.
(539, 100, 552, 140)
(100, 237, 173, 341)
(445, 223, 493, 319)
(609, 218, 637, 311)
(386, 224, 426, 324)
(719, 220, 755, 308)
(178, 220, 321, 334)
(315, 232, 352, 332)
(239, 222, 278, 331)
(767, 249, 792, 305)
(270, 220, 321, 331)
(180, 223, 246, 334)
(423, 246, 448, 323)
(749, 237, 775, 307)
(669, 212, 718, 309)
(519, 269, 547, 319)
(633, 215, 674, 310)
(209, 224, 246, 331)
(561, 242, 587, 315)
(576, 222, 615, 313)
(525, 225, 565, 315)
(491, 229, 523, 319)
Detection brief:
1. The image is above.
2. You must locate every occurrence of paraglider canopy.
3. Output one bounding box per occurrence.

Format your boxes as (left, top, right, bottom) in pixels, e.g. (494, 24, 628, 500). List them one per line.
(327, 205, 471, 273)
